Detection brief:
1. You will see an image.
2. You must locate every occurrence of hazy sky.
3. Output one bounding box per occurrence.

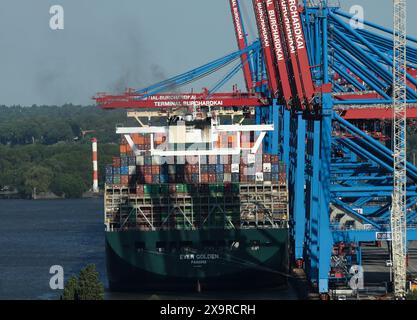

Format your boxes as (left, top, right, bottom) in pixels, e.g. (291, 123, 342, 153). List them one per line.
(0, 0, 416, 106)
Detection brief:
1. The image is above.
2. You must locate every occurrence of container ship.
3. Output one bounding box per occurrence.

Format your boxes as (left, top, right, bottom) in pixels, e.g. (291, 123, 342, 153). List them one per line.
(104, 108, 289, 291)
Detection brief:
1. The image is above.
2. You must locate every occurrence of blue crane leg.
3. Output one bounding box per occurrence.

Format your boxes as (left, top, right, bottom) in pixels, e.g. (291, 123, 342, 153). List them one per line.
(294, 113, 306, 261)
(318, 97, 333, 293)
(307, 119, 321, 281)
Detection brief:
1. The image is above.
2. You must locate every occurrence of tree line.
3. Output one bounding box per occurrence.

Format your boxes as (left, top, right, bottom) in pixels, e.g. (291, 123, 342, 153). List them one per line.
(0, 104, 126, 145)
(0, 105, 125, 198)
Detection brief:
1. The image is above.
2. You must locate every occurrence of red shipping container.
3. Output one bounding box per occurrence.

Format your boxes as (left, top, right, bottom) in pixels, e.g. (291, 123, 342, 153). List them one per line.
(144, 166, 152, 175)
(152, 166, 160, 174)
(271, 155, 279, 164)
(138, 135, 145, 144)
(201, 174, 209, 183)
(262, 154, 271, 163)
(121, 175, 129, 185)
(144, 175, 152, 184)
(208, 174, 216, 183)
(224, 165, 231, 173)
(112, 157, 121, 167)
(131, 134, 141, 145)
(120, 144, 128, 154)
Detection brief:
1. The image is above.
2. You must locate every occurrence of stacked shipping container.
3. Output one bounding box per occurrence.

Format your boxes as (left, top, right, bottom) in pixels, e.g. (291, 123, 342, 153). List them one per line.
(106, 134, 286, 188)
(105, 133, 288, 231)
(106, 150, 286, 188)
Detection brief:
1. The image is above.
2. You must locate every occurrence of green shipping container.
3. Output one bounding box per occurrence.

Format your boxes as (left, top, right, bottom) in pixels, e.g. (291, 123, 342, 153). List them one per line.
(143, 184, 152, 194)
(176, 184, 185, 193)
(160, 184, 169, 194)
(151, 185, 160, 194)
(232, 183, 240, 193)
(175, 184, 193, 193)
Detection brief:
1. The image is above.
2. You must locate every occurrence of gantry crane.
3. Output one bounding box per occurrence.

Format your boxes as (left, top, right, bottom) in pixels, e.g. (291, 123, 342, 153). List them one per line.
(95, 0, 417, 298)
(391, 0, 408, 299)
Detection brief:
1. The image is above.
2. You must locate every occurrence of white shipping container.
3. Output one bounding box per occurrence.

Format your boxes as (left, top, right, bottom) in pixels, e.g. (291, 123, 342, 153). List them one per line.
(128, 166, 136, 175)
(222, 155, 230, 164)
(232, 154, 241, 164)
(256, 172, 264, 182)
(248, 154, 256, 164)
(152, 156, 161, 165)
(136, 156, 144, 166)
(231, 163, 240, 173)
(263, 163, 272, 173)
(224, 173, 231, 182)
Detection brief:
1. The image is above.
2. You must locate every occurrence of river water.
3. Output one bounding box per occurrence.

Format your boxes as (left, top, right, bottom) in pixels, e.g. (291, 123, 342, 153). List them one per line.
(0, 199, 296, 300)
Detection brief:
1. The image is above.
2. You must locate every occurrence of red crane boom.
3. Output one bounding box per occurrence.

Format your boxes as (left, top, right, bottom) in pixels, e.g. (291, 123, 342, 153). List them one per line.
(253, 0, 280, 97)
(229, 0, 254, 92)
(264, 0, 293, 107)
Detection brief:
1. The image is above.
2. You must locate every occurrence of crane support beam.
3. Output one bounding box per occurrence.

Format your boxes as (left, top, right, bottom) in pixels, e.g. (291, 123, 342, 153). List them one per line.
(96, 92, 269, 109)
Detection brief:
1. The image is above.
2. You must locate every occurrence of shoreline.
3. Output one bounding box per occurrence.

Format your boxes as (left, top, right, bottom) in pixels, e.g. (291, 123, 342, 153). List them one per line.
(0, 191, 104, 200)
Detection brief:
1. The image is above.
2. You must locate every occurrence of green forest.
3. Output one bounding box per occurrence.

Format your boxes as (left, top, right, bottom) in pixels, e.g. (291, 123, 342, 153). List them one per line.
(0, 105, 127, 198)
(0, 104, 417, 199)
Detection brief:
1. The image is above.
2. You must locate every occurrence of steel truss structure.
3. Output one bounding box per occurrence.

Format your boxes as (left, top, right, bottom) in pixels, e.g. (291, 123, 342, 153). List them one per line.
(95, 0, 417, 297)
(391, 0, 407, 299)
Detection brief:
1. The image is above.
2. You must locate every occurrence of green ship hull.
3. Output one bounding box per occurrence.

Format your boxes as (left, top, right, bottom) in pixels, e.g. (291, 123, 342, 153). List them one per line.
(105, 228, 289, 291)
